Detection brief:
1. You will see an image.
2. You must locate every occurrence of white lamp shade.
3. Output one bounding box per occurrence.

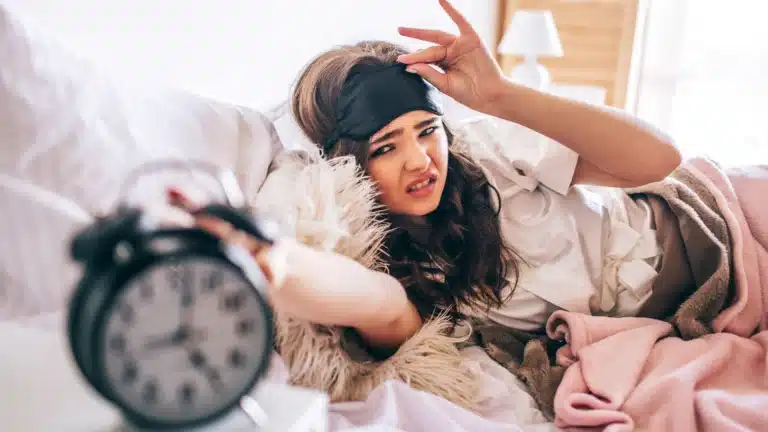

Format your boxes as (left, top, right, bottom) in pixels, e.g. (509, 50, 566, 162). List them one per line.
(497, 10, 564, 57)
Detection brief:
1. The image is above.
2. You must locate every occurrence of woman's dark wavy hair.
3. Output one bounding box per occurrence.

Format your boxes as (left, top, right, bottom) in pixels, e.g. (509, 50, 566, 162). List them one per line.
(290, 40, 521, 319)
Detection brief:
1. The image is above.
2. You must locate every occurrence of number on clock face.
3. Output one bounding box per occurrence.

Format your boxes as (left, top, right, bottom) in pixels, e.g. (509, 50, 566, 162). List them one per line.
(100, 256, 269, 425)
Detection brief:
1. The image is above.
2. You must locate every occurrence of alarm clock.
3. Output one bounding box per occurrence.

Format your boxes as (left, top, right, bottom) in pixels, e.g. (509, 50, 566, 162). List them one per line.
(66, 161, 276, 430)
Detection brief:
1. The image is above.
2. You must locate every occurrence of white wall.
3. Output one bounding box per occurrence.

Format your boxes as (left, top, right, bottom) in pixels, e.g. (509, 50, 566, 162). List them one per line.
(12, 0, 499, 112)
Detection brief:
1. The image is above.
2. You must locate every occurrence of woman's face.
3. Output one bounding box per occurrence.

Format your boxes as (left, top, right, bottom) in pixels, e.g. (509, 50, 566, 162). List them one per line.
(366, 110, 449, 216)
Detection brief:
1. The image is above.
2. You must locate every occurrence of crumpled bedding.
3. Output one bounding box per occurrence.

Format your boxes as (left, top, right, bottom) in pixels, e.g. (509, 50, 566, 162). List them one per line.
(545, 159, 768, 431)
(261, 346, 556, 432)
(18, 310, 554, 432)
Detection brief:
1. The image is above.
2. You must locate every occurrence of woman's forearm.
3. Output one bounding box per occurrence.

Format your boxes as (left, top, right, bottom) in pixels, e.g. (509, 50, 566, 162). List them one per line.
(264, 238, 422, 349)
(483, 79, 681, 184)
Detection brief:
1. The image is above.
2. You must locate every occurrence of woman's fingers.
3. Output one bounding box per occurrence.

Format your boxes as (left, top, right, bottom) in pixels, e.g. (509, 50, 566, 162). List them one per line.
(438, 0, 477, 36)
(155, 187, 199, 227)
(194, 215, 234, 241)
(404, 63, 449, 93)
(167, 187, 268, 255)
(167, 187, 201, 212)
(164, 187, 278, 290)
(397, 26, 455, 46)
(196, 214, 268, 254)
(397, 45, 448, 66)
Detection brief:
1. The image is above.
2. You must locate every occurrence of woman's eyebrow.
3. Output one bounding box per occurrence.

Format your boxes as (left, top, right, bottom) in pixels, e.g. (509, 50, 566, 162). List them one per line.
(415, 117, 440, 129)
(371, 128, 403, 145)
(370, 117, 440, 145)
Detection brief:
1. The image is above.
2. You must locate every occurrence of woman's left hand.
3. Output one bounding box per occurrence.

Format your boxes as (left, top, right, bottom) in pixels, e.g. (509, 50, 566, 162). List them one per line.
(397, 0, 505, 113)
(165, 188, 420, 347)
(166, 188, 286, 287)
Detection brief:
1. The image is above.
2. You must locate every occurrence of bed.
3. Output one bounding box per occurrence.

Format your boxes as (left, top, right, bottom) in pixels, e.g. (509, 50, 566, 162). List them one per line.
(0, 3, 556, 431)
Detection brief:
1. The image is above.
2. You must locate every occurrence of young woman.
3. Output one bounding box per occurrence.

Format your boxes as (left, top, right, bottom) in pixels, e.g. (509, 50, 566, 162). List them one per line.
(185, 0, 681, 356)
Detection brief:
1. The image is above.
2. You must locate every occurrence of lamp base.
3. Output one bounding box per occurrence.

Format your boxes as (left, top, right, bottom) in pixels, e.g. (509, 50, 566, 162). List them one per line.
(508, 57, 552, 90)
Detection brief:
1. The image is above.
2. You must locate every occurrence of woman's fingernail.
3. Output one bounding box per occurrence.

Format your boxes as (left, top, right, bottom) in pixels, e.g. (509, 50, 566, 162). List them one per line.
(167, 187, 195, 210)
(405, 66, 417, 73)
(167, 187, 184, 201)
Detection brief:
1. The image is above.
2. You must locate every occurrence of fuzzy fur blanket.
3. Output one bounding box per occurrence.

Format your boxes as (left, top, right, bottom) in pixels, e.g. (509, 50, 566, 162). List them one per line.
(251, 148, 481, 410)
(473, 157, 768, 419)
(628, 158, 768, 337)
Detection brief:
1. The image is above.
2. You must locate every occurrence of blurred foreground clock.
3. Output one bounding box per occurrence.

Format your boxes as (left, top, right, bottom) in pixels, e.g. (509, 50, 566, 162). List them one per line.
(66, 160, 276, 430)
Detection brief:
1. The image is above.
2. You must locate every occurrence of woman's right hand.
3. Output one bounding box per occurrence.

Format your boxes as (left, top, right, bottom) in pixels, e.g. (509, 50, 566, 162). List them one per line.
(396, 0, 506, 114)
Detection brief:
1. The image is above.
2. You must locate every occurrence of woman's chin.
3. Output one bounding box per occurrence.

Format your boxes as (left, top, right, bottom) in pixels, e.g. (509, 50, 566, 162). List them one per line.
(395, 198, 441, 217)
(384, 183, 445, 217)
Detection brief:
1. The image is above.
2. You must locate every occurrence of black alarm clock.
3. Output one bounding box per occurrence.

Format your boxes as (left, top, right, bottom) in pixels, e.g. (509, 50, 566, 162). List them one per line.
(66, 161, 276, 430)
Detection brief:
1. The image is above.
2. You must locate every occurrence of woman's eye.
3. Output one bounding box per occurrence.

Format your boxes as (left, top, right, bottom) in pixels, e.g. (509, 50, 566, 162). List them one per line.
(420, 126, 438, 137)
(370, 144, 394, 158)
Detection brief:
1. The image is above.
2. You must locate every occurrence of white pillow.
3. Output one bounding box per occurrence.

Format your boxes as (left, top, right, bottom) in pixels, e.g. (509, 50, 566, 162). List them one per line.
(0, 3, 283, 324)
(264, 99, 317, 152)
(0, 3, 282, 215)
(0, 173, 90, 324)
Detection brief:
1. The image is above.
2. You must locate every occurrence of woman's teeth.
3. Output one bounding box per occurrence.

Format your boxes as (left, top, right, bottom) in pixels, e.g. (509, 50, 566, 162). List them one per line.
(408, 178, 433, 192)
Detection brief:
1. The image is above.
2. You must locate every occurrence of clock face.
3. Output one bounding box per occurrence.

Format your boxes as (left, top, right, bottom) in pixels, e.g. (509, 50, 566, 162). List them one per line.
(99, 255, 271, 426)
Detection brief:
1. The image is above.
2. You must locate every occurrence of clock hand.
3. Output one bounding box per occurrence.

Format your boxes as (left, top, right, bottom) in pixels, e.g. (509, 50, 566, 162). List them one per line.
(179, 277, 195, 326)
(169, 265, 194, 326)
(203, 366, 224, 393)
(143, 326, 190, 350)
(143, 335, 176, 351)
(188, 349, 224, 393)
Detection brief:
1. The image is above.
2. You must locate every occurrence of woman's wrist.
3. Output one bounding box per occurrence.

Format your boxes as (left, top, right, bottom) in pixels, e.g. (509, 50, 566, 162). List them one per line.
(254, 237, 293, 288)
(478, 77, 526, 121)
(254, 235, 421, 348)
(483, 79, 568, 131)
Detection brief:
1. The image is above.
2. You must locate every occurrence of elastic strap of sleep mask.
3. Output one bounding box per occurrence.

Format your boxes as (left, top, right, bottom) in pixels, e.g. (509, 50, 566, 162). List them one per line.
(323, 63, 444, 154)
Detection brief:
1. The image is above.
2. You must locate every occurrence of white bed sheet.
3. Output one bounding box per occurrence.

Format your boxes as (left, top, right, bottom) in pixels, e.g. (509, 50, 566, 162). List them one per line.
(265, 345, 555, 432)
(330, 347, 555, 432)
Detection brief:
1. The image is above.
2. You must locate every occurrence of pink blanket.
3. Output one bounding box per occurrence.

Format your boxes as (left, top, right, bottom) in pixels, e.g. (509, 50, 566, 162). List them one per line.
(695, 161, 768, 336)
(549, 160, 768, 431)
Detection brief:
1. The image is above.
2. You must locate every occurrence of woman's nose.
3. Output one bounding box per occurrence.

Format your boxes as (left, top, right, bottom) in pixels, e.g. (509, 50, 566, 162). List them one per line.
(403, 139, 430, 172)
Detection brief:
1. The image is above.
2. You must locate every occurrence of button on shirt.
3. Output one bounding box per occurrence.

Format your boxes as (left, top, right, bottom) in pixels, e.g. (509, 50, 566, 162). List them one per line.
(457, 117, 662, 331)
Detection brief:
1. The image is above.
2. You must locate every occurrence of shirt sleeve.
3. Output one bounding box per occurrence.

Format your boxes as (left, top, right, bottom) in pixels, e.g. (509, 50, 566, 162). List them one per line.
(474, 116, 579, 196)
(534, 134, 580, 195)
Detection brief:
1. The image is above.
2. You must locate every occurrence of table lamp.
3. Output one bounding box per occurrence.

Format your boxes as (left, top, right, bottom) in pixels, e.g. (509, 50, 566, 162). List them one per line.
(497, 10, 564, 90)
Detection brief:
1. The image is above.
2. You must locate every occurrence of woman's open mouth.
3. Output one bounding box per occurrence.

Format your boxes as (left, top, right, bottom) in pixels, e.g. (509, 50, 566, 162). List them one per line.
(406, 175, 437, 198)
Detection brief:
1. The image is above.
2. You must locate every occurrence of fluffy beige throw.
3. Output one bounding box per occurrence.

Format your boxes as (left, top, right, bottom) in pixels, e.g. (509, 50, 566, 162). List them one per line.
(251, 149, 481, 410)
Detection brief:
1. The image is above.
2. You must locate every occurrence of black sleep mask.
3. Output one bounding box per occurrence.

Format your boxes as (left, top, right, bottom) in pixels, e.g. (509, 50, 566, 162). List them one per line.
(323, 63, 444, 154)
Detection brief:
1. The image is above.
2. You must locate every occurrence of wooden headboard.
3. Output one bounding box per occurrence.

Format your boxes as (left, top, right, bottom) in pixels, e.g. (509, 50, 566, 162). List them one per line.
(496, 0, 642, 108)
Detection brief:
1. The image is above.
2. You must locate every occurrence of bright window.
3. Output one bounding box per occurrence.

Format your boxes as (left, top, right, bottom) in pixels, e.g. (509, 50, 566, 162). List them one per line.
(636, 0, 768, 167)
